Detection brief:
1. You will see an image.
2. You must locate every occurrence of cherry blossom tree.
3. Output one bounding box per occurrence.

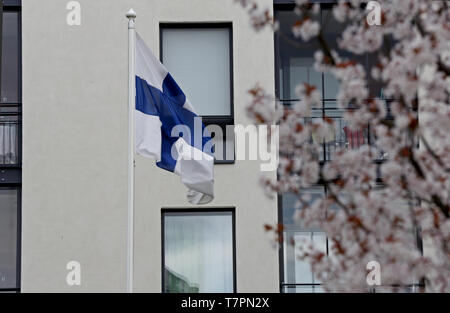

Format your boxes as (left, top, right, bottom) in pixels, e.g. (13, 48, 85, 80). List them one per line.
(236, 0, 450, 292)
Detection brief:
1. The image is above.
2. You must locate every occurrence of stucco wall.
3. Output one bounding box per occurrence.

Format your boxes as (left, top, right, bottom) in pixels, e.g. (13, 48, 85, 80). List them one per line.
(21, 0, 277, 292)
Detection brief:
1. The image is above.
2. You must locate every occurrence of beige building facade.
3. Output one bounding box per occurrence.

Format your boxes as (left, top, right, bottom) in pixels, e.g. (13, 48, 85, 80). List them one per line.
(19, 0, 279, 292)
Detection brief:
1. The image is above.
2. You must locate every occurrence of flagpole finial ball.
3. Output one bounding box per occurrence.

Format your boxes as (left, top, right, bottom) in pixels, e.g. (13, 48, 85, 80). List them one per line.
(126, 9, 137, 19)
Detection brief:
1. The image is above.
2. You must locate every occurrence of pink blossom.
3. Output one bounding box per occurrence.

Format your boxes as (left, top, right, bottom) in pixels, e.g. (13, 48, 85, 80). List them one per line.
(237, 0, 450, 292)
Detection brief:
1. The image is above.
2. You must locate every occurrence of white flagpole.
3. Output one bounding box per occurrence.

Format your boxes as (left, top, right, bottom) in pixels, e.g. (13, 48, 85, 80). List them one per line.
(126, 8, 136, 293)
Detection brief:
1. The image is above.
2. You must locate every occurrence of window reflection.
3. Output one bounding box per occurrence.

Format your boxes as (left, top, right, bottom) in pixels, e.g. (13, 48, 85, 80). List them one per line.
(282, 189, 327, 291)
(163, 211, 234, 293)
(276, 7, 391, 102)
(0, 113, 20, 164)
(283, 285, 325, 293)
(276, 10, 321, 100)
(325, 107, 369, 160)
(0, 188, 18, 290)
(1, 11, 20, 104)
(161, 27, 231, 117)
(0, 6, 21, 293)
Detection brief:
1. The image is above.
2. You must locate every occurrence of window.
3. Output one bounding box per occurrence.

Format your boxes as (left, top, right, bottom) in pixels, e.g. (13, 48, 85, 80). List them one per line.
(1, 9, 20, 104)
(280, 188, 327, 293)
(0, 187, 19, 292)
(162, 210, 235, 293)
(160, 24, 234, 163)
(0, 110, 20, 165)
(1, 3, 21, 166)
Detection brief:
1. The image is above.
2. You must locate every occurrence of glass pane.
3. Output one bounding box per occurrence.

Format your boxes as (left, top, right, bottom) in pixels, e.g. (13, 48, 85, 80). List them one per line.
(288, 58, 322, 99)
(367, 52, 385, 99)
(1, 12, 20, 104)
(163, 211, 234, 293)
(283, 231, 312, 284)
(162, 28, 231, 116)
(0, 188, 18, 289)
(323, 72, 340, 100)
(0, 290, 19, 293)
(321, 8, 345, 100)
(275, 10, 322, 100)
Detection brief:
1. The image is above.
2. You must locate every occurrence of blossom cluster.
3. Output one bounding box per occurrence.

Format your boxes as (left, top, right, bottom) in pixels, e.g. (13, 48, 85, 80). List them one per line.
(237, 0, 450, 292)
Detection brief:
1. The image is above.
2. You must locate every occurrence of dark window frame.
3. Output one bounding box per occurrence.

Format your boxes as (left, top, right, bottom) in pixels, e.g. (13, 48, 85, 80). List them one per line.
(161, 208, 237, 293)
(278, 185, 328, 293)
(0, 0, 21, 293)
(159, 22, 235, 164)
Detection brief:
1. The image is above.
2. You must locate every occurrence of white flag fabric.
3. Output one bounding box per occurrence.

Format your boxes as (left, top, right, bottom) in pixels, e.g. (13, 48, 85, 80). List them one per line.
(135, 33, 214, 204)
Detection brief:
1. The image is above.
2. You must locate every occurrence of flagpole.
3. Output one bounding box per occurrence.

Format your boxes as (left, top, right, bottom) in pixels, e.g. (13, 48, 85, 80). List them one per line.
(126, 8, 136, 293)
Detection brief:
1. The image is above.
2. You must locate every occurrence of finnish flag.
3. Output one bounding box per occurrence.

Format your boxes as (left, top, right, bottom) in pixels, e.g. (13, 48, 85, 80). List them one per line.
(135, 33, 214, 204)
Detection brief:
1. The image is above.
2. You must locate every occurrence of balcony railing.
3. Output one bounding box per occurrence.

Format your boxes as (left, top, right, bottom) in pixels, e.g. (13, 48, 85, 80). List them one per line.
(280, 99, 398, 162)
(0, 106, 21, 166)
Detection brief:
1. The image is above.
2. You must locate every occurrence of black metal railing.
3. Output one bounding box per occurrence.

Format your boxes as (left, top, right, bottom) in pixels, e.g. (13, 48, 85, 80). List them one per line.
(281, 283, 324, 293)
(0, 105, 21, 165)
(281, 283, 425, 293)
